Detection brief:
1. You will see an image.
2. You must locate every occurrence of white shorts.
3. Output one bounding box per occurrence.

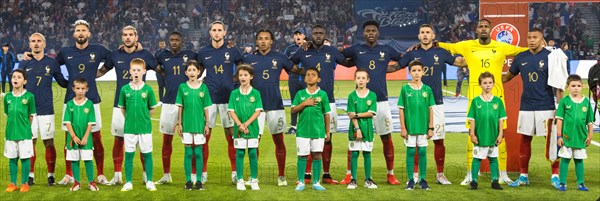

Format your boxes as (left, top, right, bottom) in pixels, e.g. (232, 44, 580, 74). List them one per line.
(62, 104, 102, 132)
(329, 103, 338, 133)
(430, 105, 446, 140)
(124, 134, 153, 153)
(404, 135, 428, 147)
(258, 110, 287, 135)
(517, 110, 554, 136)
(31, 114, 55, 140)
(233, 138, 259, 149)
(111, 107, 125, 137)
(4, 140, 34, 159)
(160, 104, 179, 135)
(558, 147, 587, 159)
(208, 104, 235, 128)
(182, 133, 206, 145)
(296, 137, 325, 156)
(374, 101, 393, 135)
(473, 146, 499, 159)
(348, 141, 374, 152)
(66, 149, 94, 161)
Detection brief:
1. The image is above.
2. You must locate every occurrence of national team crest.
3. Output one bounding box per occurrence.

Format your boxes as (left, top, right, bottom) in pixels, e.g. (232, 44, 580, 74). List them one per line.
(141, 92, 147, 98)
(422, 92, 428, 98)
(199, 92, 204, 97)
(491, 23, 520, 46)
(225, 52, 230, 62)
(325, 53, 331, 62)
(315, 97, 322, 103)
(45, 66, 51, 75)
(90, 52, 96, 62)
(539, 60, 545, 70)
(379, 51, 385, 61)
(582, 106, 587, 112)
(350, 141, 355, 147)
(433, 54, 439, 64)
(473, 149, 478, 155)
(272, 59, 278, 69)
(366, 100, 372, 106)
(21, 99, 28, 104)
(249, 96, 255, 102)
(493, 104, 498, 110)
(183, 55, 189, 62)
(84, 108, 89, 114)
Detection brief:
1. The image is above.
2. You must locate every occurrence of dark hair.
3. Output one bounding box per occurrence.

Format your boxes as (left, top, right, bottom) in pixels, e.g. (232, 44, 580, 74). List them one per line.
(255, 29, 274, 40)
(478, 71, 495, 84)
(529, 27, 544, 34)
(362, 20, 379, 30)
(312, 24, 325, 30)
(210, 21, 226, 30)
(419, 24, 435, 34)
(354, 68, 370, 79)
(11, 69, 27, 80)
(73, 78, 88, 87)
(170, 31, 183, 38)
(305, 67, 320, 78)
(408, 60, 424, 70)
(566, 74, 582, 86)
(479, 18, 492, 25)
(185, 60, 201, 71)
(236, 63, 254, 78)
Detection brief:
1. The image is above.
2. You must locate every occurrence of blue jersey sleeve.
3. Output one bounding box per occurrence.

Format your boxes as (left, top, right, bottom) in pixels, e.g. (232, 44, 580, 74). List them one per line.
(332, 47, 346, 64)
(342, 45, 355, 59)
(441, 49, 455, 66)
(388, 47, 400, 61)
(104, 51, 115, 71)
(398, 51, 414, 68)
(281, 54, 294, 73)
(56, 50, 65, 65)
(509, 54, 522, 75)
(143, 51, 158, 71)
(51, 59, 68, 88)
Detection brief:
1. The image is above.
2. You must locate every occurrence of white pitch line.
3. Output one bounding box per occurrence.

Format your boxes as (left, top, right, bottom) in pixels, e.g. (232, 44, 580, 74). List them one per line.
(483, 14, 526, 18)
(592, 140, 600, 147)
(443, 89, 465, 97)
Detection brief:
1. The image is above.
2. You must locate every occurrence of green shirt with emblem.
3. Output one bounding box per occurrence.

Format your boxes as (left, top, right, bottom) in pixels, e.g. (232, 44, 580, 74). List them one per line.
(397, 83, 435, 135)
(347, 90, 377, 142)
(118, 83, 158, 134)
(292, 88, 331, 139)
(228, 87, 263, 139)
(63, 98, 96, 150)
(467, 96, 507, 147)
(555, 96, 595, 149)
(176, 82, 212, 134)
(3, 91, 36, 141)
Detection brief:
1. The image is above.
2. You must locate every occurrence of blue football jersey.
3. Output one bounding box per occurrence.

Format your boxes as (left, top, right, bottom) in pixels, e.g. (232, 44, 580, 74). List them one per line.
(104, 49, 157, 107)
(243, 51, 294, 110)
(56, 44, 110, 104)
(399, 48, 455, 105)
(343, 44, 400, 102)
(509, 48, 555, 111)
(291, 45, 346, 102)
(157, 50, 198, 104)
(19, 56, 68, 115)
(197, 43, 242, 104)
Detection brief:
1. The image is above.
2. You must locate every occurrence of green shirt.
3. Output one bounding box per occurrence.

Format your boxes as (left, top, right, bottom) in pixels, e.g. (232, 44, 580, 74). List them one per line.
(118, 83, 158, 134)
(3, 91, 36, 141)
(397, 84, 435, 135)
(228, 87, 263, 139)
(63, 99, 96, 150)
(467, 96, 507, 147)
(555, 96, 595, 149)
(292, 88, 331, 139)
(347, 90, 377, 142)
(175, 82, 212, 134)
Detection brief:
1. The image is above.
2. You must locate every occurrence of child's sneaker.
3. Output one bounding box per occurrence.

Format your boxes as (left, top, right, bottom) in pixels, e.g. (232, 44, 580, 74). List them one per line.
(250, 179, 260, 190)
(70, 182, 81, 192)
(236, 179, 246, 191)
(185, 181, 193, 190)
(419, 179, 430, 190)
(340, 174, 352, 185)
(387, 174, 400, 185)
(469, 181, 478, 190)
(347, 179, 358, 189)
(405, 179, 415, 190)
(322, 173, 338, 184)
(121, 182, 133, 192)
(558, 184, 566, 191)
(19, 184, 29, 192)
(5, 183, 18, 192)
(89, 182, 99, 191)
(491, 180, 503, 190)
(277, 176, 287, 186)
(97, 175, 109, 185)
(146, 181, 157, 191)
(509, 175, 529, 187)
(551, 175, 560, 189)
(58, 175, 74, 185)
(312, 182, 326, 191)
(577, 184, 589, 191)
(295, 182, 305, 191)
(195, 182, 204, 190)
(365, 178, 378, 189)
(155, 174, 172, 185)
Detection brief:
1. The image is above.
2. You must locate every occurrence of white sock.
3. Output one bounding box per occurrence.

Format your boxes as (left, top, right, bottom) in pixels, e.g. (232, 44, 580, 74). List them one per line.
(346, 170, 351, 174)
(164, 173, 171, 177)
(291, 126, 296, 129)
(387, 170, 394, 175)
(436, 172, 444, 177)
(324, 172, 329, 175)
(466, 170, 472, 178)
(202, 172, 208, 176)
(520, 173, 528, 177)
(232, 171, 236, 175)
(551, 174, 559, 178)
(47, 173, 53, 177)
(29, 172, 34, 177)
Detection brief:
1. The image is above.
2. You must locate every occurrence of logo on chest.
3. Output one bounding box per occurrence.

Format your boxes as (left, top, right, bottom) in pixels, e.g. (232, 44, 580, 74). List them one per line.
(45, 66, 51, 76)
(379, 51, 385, 61)
(433, 54, 439, 65)
(271, 59, 278, 69)
(325, 53, 331, 63)
(224, 52, 231, 63)
(89, 52, 96, 62)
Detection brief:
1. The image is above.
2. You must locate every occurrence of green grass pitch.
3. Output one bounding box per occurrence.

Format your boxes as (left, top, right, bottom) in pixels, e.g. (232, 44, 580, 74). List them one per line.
(0, 80, 598, 200)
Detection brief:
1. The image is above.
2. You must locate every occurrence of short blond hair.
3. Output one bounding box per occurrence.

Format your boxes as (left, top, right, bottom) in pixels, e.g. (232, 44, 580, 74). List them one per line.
(122, 25, 138, 36)
(130, 58, 146, 69)
(73, 20, 90, 29)
(29, 33, 46, 42)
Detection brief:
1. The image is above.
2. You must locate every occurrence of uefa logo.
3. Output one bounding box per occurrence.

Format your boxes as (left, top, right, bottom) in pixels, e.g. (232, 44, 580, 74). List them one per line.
(491, 23, 520, 46)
